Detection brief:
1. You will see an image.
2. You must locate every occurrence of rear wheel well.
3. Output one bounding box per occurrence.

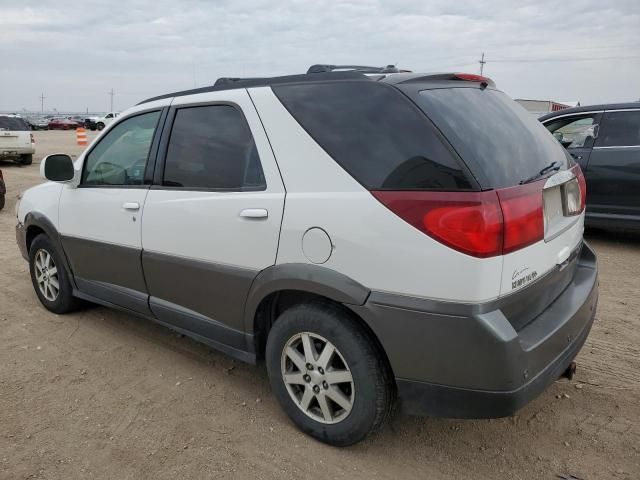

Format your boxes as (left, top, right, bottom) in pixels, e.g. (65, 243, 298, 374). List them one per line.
(253, 290, 394, 376)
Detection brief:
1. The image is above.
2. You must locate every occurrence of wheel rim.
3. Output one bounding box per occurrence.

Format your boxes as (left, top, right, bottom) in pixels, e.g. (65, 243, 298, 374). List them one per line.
(281, 332, 355, 424)
(34, 249, 59, 302)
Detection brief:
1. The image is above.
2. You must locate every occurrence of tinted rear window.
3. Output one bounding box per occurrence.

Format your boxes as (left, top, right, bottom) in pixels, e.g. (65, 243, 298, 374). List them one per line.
(273, 82, 473, 190)
(598, 110, 640, 147)
(413, 88, 570, 189)
(0, 116, 30, 131)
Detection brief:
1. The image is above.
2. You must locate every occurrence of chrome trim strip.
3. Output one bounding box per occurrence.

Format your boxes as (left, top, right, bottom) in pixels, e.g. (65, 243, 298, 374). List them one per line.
(540, 110, 603, 123)
(593, 145, 640, 149)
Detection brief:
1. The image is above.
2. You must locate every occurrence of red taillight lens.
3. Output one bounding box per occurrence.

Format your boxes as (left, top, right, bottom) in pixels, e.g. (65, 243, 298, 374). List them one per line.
(372, 181, 546, 258)
(371, 190, 504, 258)
(496, 181, 544, 254)
(453, 73, 490, 83)
(572, 164, 586, 212)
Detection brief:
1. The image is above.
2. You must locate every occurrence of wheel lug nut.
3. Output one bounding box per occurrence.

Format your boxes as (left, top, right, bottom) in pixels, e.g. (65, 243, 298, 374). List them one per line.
(306, 363, 314, 371)
(303, 374, 311, 382)
(322, 381, 328, 390)
(318, 367, 324, 374)
(313, 385, 320, 394)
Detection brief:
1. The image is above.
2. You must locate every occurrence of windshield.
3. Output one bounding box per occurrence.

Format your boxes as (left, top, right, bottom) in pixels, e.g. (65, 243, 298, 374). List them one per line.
(0, 116, 30, 131)
(413, 88, 571, 189)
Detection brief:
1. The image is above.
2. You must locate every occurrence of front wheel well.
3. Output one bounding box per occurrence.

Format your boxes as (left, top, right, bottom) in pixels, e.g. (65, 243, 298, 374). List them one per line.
(252, 290, 394, 376)
(25, 225, 46, 253)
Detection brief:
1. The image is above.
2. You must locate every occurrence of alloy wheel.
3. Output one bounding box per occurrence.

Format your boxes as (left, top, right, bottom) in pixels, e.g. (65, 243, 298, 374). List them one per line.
(34, 249, 59, 301)
(281, 332, 355, 424)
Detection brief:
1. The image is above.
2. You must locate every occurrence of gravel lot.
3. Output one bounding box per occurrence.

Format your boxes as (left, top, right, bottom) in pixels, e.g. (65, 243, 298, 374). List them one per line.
(1, 131, 639, 479)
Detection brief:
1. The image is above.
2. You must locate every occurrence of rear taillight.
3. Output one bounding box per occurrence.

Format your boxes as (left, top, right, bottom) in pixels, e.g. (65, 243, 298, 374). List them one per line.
(496, 182, 544, 254)
(572, 164, 586, 212)
(372, 180, 546, 258)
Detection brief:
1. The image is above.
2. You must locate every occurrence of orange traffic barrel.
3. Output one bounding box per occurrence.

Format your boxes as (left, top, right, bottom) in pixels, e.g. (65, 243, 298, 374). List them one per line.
(76, 127, 87, 146)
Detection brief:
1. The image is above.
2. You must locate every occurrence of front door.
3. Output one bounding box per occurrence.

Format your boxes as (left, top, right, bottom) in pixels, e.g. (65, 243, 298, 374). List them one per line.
(543, 111, 603, 171)
(58, 109, 163, 314)
(588, 109, 640, 220)
(141, 89, 285, 351)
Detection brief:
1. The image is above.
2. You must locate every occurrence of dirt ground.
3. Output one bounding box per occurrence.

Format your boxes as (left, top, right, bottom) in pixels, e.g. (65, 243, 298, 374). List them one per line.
(1, 131, 639, 480)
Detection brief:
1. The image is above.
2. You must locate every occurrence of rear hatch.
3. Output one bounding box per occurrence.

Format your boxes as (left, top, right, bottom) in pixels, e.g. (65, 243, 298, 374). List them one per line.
(405, 83, 586, 324)
(0, 116, 32, 153)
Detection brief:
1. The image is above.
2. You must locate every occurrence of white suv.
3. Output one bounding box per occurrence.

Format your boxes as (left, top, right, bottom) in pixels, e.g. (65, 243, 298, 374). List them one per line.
(16, 67, 599, 446)
(0, 115, 35, 165)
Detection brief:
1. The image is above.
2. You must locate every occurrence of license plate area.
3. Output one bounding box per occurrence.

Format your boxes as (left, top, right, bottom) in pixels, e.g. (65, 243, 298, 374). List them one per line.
(543, 171, 580, 241)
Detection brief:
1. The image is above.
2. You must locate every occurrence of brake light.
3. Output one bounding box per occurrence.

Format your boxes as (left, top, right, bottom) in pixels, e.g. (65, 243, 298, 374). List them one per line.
(496, 182, 544, 254)
(372, 181, 546, 258)
(572, 164, 586, 212)
(453, 73, 491, 83)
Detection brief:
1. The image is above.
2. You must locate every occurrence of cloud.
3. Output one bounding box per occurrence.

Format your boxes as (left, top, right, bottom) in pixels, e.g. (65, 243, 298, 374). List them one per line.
(0, 0, 638, 111)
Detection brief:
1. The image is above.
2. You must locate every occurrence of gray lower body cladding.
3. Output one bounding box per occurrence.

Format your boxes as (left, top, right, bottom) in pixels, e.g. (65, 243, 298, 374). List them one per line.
(349, 242, 598, 418)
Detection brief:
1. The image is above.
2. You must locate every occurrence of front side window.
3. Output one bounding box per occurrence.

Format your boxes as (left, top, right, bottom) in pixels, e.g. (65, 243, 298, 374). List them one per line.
(82, 111, 160, 186)
(162, 105, 265, 190)
(544, 114, 600, 149)
(598, 111, 640, 147)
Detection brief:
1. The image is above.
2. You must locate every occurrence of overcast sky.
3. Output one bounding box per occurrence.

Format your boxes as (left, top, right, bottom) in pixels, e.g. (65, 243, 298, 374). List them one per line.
(1, 0, 638, 113)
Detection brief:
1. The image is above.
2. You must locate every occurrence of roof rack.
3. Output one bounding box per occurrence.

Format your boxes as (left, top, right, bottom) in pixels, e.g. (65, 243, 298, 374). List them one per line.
(307, 64, 411, 74)
(137, 71, 369, 105)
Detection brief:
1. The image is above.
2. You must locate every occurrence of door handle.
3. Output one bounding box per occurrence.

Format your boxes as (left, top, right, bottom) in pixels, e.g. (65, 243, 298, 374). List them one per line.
(123, 202, 140, 211)
(239, 208, 268, 219)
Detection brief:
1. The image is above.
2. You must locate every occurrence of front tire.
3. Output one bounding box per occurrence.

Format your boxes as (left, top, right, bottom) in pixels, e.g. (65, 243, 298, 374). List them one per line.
(29, 234, 79, 314)
(266, 302, 394, 446)
(18, 154, 33, 165)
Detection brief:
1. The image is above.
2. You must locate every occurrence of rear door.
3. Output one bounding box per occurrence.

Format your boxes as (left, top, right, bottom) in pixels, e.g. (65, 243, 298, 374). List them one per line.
(587, 109, 640, 219)
(542, 112, 603, 171)
(141, 89, 285, 345)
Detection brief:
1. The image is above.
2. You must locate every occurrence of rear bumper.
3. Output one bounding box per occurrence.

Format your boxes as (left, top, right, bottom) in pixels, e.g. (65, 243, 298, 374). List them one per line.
(350, 242, 598, 418)
(0, 146, 35, 157)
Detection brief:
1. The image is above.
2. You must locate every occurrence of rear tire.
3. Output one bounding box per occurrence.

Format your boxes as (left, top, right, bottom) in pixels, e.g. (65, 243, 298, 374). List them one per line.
(266, 302, 394, 446)
(28, 234, 80, 314)
(18, 154, 33, 166)
(96, 122, 105, 131)
(0, 194, 5, 211)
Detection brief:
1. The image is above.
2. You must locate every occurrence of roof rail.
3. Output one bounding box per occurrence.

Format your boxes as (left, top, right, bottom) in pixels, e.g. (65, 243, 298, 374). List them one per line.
(307, 64, 410, 74)
(137, 71, 370, 105)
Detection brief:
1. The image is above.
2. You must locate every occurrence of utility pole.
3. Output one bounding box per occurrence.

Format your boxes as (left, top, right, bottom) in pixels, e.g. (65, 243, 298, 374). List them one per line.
(108, 88, 115, 112)
(479, 52, 486, 76)
(39, 93, 46, 113)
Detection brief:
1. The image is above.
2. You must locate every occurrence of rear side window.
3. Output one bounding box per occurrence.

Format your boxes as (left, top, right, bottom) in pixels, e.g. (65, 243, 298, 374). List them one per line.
(272, 82, 472, 190)
(598, 111, 640, 147)
(413, 88, 570, 189)
(544, 114, 600, 149)
(163, 105, 265, 190)
(0, 116, 30, 131)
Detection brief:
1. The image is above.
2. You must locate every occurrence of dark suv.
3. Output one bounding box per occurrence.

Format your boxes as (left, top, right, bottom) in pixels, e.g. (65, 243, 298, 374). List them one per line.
(540, 103, 640, 232)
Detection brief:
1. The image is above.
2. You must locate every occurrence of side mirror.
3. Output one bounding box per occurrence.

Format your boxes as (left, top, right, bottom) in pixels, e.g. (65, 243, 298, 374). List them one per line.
(41, 154, 75, 182)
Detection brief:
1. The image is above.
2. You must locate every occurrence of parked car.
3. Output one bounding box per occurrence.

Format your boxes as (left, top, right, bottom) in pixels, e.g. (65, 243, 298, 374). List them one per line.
(16, 67, 598, 446)
(0, 115, 35, 165)
(540, 103, 640, 232)
(0, 169, 5, 210)
(47, 118, 80, 130)
(26, 116, 49, 130)
(84, 117, 99, 130)
(94, 112, 119, 130)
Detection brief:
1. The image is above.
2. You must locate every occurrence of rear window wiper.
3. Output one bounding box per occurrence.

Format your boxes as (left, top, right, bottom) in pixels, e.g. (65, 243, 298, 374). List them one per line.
(520, 161, 560, 184)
